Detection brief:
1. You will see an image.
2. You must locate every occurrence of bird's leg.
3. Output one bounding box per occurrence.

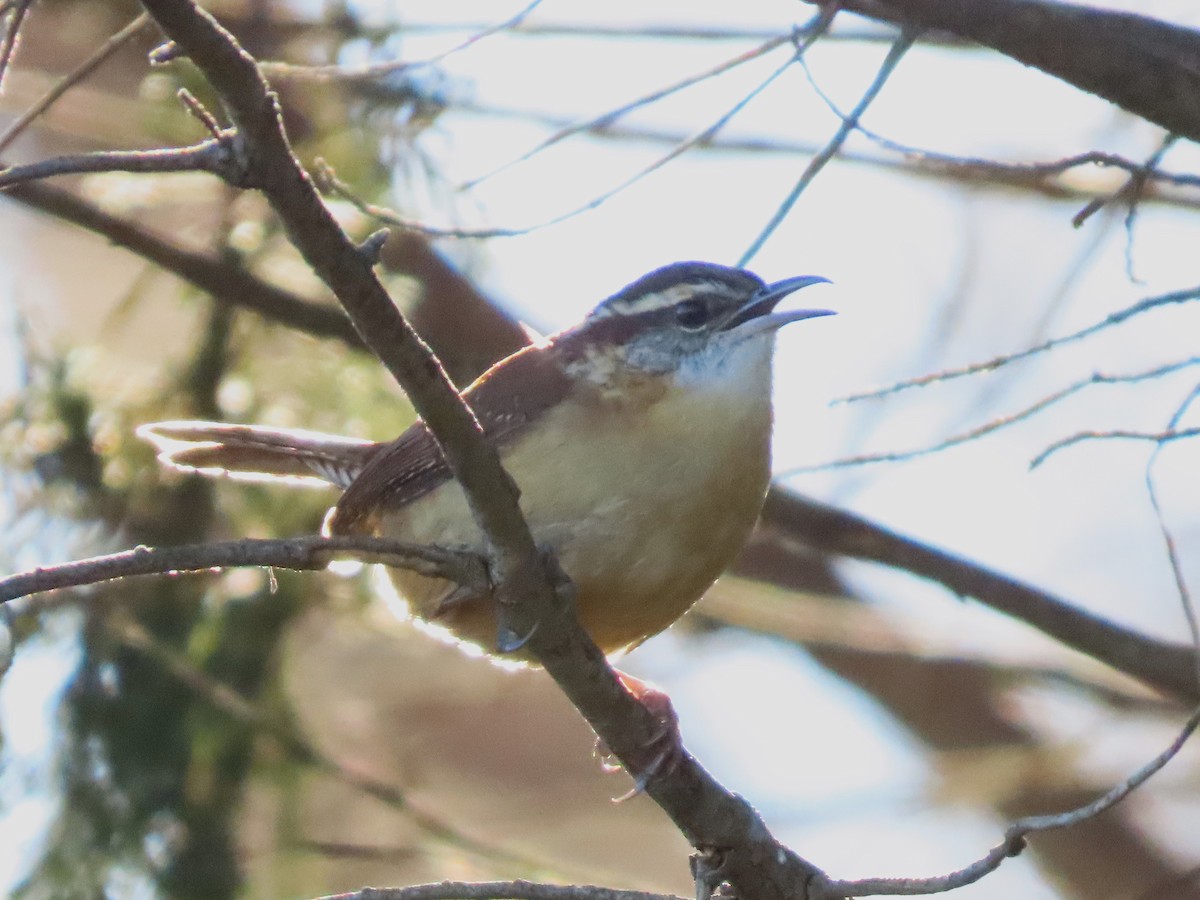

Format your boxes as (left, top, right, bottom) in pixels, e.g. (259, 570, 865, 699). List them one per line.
(430, 561, 542, 653)
(457, 544, 682, 793)
(597, 670, 684, 801)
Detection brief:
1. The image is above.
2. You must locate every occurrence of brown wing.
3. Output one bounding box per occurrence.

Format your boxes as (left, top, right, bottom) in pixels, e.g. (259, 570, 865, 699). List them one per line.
(330, 342, 573, 533)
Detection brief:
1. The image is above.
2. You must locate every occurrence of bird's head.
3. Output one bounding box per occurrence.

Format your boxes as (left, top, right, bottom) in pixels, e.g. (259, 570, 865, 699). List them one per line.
(558, 261, 832, 393)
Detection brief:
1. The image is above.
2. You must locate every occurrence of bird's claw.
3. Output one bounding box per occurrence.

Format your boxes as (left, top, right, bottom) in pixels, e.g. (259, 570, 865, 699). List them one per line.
(489, 545, 573, 655)
(495, 619, 538, 653)
(595, 672, 683, 802)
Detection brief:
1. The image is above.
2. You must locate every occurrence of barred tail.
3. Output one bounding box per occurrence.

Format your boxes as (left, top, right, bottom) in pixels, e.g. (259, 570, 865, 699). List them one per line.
(137, 421, 380, 488)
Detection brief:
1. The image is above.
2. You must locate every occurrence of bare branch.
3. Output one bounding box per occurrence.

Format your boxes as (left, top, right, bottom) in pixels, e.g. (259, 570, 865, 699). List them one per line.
(841, 285, 1200, 403)
(0, 138, 239, 189)
(323, 16, 835, 241)
(1072, 132, 1180, 285)
(1031, 427, 1200, 469)
(798, 55, 1200, 197)
(0, 0, 32, 88)
(801, 0, 1200, 144)
(0, 12, 152, 155)
(388, 20, 955, 44)
(176, 86, 225, 139)
(787, 359, 1200, 471)
(1144, 384, 1200, 685)
(314, 882, 685, 900)
(137, 4, 826, 897)
(762, 489, 1200, 701)
(739, 27, 915, 266)
(259, 0, 546, 84)
(0, 535, 489, 607)
(1071, 134, 1179, 229)
(462, 100, 1200, 210)
(826, 704, 1200, 896)
(315, 162, 529, 238)
(796, 57, 1200, 222)
(139, 0, 473, 414)
(888, 146, 1200, 198)
(699, 582, 1176, 713)
(2, 180, 364, 347)
(462, 30, 796, 189)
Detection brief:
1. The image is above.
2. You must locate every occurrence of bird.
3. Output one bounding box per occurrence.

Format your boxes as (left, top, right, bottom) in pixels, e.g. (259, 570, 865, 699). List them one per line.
(139, 261, 832, 663)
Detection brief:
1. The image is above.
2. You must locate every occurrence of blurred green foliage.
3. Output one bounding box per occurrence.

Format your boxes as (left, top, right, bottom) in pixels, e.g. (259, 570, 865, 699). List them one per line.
(0, 3, 456, 896)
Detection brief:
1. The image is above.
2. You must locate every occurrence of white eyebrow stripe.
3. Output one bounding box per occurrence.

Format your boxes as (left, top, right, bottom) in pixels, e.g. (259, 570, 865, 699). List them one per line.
(594, 280, 736, 318)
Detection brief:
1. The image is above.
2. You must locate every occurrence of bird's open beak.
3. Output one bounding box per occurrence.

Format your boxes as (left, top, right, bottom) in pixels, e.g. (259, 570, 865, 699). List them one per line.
(724, 275, 834, 333)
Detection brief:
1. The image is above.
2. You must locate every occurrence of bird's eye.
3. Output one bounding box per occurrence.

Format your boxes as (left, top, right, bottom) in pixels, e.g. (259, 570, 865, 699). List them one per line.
(674, 298, 710, 330)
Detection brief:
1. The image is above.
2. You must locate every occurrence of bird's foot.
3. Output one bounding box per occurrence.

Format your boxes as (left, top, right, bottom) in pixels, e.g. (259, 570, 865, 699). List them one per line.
(432, 571, 540, 653)
(431, 581, 490, 620)
(596, 671, 683, 801)
(496, 545, 579, 652)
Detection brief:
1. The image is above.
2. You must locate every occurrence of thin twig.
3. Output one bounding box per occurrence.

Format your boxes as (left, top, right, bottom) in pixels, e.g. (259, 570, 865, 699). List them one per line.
(1031, 426, 1200, 469)
(460, 100, 1200, 209)
(797, 62, 1200, 196)
(824, 704, 1200, 895)
(0, 12, 152, 155)
(1143, 384, 1200, 686)
(840, 285, 1200, 403)
(1072, 133, 1179, 228)
(316, 162, 529, 239)
(315, 882, 685, 900)
(0, 0, 32, 88)
(1117, 134, 1180, 283)
(329, 16, 838, 242)
(0, 139, 239, 189)
(177, 86, 224, 139)
(386, 20, 960, 44)
(258, 0, 545, 83)
(739, 27, 915, 266)
(0, 535, 489, 606)
(461, 30, 796, 189)
(786, 359, 1200, 471)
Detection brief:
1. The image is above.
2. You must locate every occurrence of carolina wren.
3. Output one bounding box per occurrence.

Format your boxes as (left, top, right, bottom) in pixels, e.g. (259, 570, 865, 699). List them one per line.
(140, 261, 831, 659)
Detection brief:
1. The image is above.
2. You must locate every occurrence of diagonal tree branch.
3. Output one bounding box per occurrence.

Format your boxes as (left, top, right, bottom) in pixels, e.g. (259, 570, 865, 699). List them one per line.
(803, 0, 1200, 143)
(134, 3, 830, 898)
(2, 179, 364, 346)
(0, 11, 153, 155)
(762, 489, 1200, 702)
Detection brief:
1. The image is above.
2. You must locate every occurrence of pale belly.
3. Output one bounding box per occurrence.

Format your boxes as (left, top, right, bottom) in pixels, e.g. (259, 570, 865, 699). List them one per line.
(371, 385, 773, 658)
